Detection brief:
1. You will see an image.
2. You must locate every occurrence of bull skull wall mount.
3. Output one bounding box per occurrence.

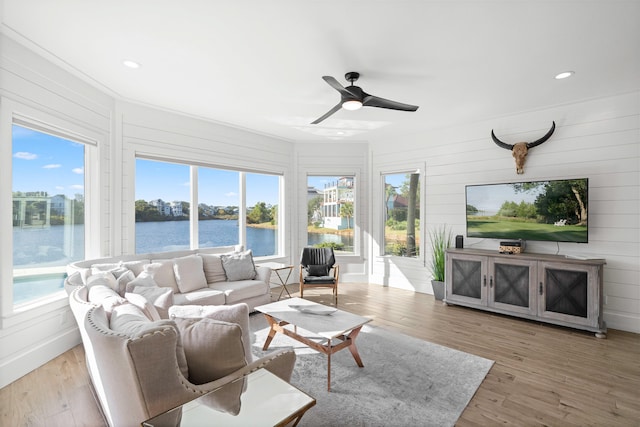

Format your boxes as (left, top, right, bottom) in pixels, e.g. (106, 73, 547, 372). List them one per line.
(492, 121, 556, 174)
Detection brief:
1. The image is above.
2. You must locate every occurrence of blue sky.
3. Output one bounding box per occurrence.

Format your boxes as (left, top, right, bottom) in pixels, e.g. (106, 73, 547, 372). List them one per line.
(12, 124, 411, 207)
(12, 125, 85, 198)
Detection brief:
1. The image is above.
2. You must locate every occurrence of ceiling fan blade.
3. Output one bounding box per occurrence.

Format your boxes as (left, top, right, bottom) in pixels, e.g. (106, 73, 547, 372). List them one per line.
(363, 94, 419, 111)
(311, 103, 343, 124)
(322, 76, 359, 99)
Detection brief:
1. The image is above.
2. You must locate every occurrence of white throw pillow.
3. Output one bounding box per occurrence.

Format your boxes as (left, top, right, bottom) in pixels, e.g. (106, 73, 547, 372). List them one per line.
(131, 285, 174, 319)
(144, 260, 179, 293)
(87, 272, 118, 292)
(173, 255, 207, 293)
(200, 253, 228, 283)
(220, 250, 256, 281)
(125, 292, 161, 321)
(121, 259, 150, 276)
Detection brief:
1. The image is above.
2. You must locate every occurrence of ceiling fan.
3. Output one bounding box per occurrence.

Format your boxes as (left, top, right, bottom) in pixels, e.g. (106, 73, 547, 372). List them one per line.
(311, 71, 419, 124)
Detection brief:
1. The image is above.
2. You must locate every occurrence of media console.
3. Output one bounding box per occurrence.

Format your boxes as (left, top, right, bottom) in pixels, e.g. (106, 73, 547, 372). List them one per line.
(444, 248, 607, 338)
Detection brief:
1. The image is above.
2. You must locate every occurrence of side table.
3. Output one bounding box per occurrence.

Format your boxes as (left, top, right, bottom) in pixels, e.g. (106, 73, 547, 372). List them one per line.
(259, 262, 295, 300)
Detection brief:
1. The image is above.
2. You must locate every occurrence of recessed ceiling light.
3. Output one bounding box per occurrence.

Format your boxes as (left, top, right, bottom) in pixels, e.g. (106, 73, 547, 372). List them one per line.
(122, 60, 141, 69)
(555, 71, 574, 80)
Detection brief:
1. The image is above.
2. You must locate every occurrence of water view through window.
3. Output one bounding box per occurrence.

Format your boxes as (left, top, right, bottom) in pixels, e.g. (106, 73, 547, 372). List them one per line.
(12, 124, 86, 305)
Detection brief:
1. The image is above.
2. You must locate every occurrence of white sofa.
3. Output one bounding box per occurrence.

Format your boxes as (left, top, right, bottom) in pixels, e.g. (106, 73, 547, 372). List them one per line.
(68, 286, 296, 426)
(65, 245, 272, 311)
(65, 246, 297, 426)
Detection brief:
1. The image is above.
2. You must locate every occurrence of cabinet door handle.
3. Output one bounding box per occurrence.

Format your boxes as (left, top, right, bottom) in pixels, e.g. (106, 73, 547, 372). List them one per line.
(539, 282, 543, 295)
(490, 276, 493, 288)
(483, 275, 487, 287)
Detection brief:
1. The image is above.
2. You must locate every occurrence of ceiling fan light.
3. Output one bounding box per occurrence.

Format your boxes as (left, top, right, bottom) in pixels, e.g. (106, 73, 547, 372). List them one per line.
(342, 99, 362, 111)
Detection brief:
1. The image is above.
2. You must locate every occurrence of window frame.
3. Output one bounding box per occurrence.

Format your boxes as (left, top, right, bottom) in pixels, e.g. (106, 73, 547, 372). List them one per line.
(133, 155, 283, 257)
(1, 99, 101, 316)
(380, 168, 424, 260)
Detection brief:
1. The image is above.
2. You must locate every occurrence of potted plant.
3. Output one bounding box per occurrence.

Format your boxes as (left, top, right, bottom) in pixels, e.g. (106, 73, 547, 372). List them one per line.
(428, 225, 452, 301)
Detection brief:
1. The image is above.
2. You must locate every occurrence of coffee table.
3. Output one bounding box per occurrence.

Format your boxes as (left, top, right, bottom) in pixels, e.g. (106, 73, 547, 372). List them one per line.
(255, 297, 372, 391)
(141, 368, 315, 427)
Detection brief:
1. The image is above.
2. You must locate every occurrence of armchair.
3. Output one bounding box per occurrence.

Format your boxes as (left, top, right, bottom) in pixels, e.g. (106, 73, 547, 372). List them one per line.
(299, 247, 339, 304)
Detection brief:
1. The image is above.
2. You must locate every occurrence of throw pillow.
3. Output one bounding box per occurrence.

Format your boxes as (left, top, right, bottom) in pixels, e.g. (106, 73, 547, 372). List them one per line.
(307, 264, 330, 277)
(121, 259, 150, 276)
(144, 260, 179, 293)
(125, 292, 161, 321)
(173, 255, 207, 293)
(200, 253, 228, 283)
(220, 250, 256, 281)
(125, 272, 158, 293)
(110, 303, 189, 378)
(173, 317, 247, 384)
(87, 272, 118, 292)
(115, 270, 136, 296)
(87, 284, 127, 317)
(168, 303, 252, 364)
(131, 285, 174, 319)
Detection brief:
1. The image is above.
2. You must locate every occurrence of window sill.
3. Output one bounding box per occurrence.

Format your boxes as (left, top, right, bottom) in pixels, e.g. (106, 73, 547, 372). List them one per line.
(2, 290, 69, 330)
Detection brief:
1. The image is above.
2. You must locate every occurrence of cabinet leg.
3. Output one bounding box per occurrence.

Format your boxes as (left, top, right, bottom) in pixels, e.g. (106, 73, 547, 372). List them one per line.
(595, 332, 607, 339)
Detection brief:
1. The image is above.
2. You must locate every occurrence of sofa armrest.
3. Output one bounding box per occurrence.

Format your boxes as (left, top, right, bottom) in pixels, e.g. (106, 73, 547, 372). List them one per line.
(255, 265, 271, 285)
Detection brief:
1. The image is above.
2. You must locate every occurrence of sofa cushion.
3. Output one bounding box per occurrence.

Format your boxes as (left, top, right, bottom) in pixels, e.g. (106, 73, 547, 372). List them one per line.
(131, 285, 174, 319)
(200, 254, 228, 284)
(173, 317, 247, 385)
(220, 250, 256, 281)
(173, 289, 226, 306)
(174, 255, 207, 293)
(209, 279, 267, 305)
(144, 260, 179, 293)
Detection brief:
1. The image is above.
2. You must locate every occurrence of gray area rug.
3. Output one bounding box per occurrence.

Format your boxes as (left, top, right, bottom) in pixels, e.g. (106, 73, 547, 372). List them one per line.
(250, 314, 494, 427)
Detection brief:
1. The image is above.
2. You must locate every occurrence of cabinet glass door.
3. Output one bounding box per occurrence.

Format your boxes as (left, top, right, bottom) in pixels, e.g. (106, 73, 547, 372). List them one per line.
(538, 262, 599, 328)
(446, 254, 487, 305)
(489, 259, 537, 315)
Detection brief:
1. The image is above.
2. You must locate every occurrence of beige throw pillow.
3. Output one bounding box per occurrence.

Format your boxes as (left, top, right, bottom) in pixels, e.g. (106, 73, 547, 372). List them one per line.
(173, 255, 207, 293)
(173, 318, 247, 384)
(200, 253, 228, 283)
(144, 260, 179, 293)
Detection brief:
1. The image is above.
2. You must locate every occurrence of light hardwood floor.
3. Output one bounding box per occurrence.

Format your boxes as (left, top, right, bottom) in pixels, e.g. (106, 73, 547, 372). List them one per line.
(2, 283, 639, 426)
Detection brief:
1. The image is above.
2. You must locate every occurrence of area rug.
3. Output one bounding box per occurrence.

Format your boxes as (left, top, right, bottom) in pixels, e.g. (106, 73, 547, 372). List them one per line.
(249, 314, 494, 427)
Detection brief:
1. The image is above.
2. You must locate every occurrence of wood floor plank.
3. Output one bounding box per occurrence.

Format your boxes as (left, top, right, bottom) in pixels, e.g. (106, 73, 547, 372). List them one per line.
(1, 282, 638, 426)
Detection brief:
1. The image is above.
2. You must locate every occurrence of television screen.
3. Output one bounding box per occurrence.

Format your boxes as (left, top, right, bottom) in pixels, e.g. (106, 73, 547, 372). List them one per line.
(466, 178, 589, 243)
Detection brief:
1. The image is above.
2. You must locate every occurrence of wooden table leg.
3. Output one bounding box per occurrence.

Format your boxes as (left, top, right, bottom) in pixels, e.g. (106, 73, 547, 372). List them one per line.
(346, 326, 365, 367)
(327, 341, 332, 392)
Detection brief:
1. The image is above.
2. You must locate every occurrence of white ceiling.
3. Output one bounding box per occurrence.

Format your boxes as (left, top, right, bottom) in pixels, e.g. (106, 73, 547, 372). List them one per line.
(2, 0, 639, 143)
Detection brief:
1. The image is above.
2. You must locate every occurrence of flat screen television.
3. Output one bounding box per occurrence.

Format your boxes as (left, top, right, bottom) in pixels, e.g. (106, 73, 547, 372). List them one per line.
(465, 178, 589, 243)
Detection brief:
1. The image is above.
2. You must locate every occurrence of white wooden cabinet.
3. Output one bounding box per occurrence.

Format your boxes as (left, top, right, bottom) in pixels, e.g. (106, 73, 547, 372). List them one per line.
(445, 249, 606, 337)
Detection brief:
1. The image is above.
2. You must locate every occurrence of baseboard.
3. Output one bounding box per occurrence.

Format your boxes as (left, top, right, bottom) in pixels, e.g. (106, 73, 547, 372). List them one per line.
(603, 311, 640, 334)
(0, 327, 81, 388)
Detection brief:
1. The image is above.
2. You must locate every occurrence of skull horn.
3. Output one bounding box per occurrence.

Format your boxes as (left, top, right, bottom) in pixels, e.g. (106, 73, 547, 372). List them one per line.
(526, 121, 556, 149)
(491, 121, 556, 150)
(491, 130, 513, 150)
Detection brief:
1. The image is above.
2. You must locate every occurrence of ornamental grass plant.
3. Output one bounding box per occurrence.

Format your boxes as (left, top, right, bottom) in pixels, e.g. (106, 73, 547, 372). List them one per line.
(429, 225, 452, 282)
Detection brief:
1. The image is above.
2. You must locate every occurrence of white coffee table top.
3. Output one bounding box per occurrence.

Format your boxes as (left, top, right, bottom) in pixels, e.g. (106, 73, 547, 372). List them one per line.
(255, 298, 371, 340)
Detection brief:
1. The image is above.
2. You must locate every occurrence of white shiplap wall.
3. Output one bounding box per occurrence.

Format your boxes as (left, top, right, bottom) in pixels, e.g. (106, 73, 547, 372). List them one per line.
(0, 35, 113, 387)
(369, 91, 640, 333)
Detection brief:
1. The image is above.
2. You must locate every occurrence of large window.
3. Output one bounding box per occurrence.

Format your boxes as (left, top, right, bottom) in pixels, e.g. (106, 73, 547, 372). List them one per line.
(12, 124, 87, 305)
(307, 175, 355, 254)
(135, 158, 281, 256)
(383, 172, 420, 257)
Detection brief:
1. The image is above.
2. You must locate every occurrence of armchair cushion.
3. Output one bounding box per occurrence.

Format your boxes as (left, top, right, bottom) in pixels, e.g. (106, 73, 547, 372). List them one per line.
(307, 264, 330, 277)
(173, 317, 247, 385)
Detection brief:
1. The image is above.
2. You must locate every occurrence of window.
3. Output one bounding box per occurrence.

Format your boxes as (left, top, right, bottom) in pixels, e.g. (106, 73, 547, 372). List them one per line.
(135, 159, 190, 253)
(383, 172, 420, 257)
(198, 167, 239, 249)
(12, 124, 87, 305)
(135, 158, 281, 256)
(307, 176, 355, 254)
(246, 172, 280, 256)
